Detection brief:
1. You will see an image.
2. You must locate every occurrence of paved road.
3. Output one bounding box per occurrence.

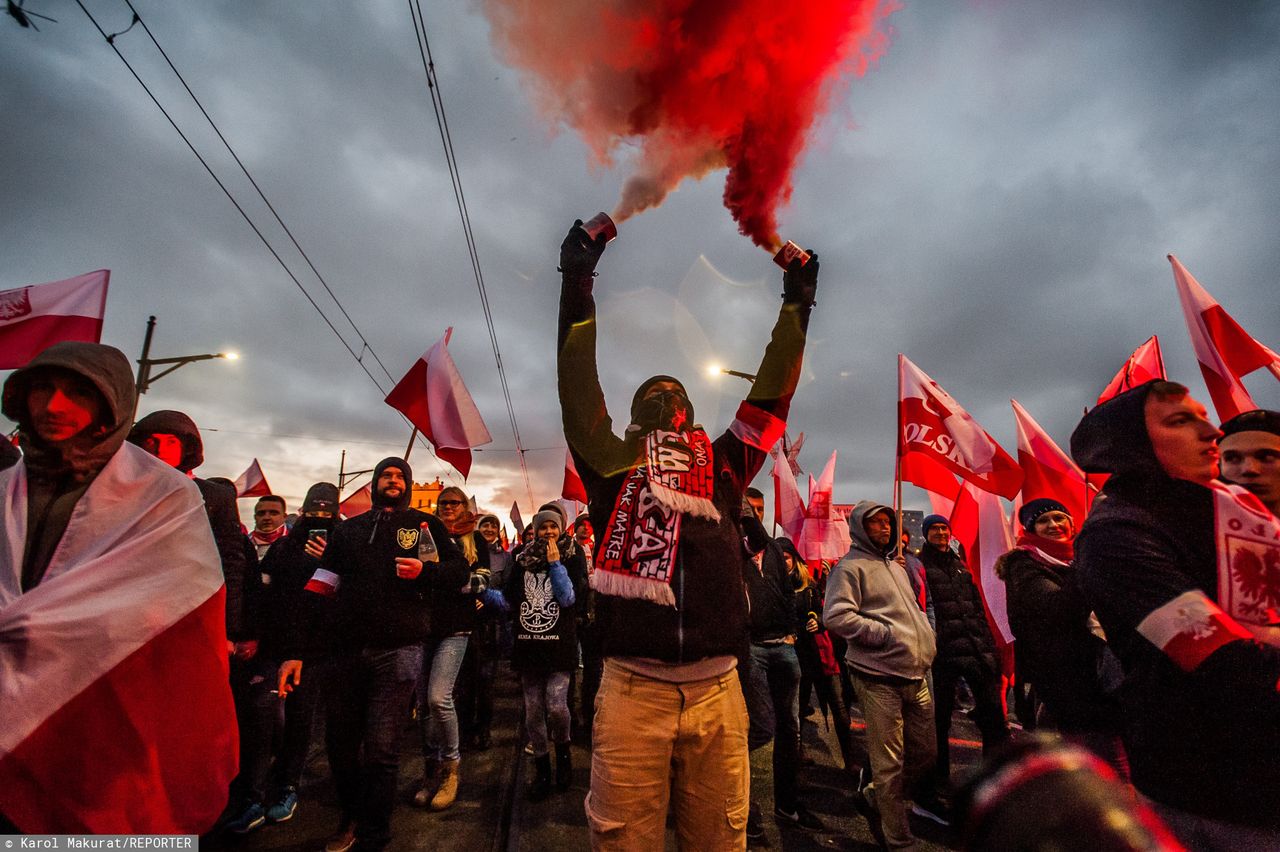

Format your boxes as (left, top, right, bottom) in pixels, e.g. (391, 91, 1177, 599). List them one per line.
(209, 665, 990, 851)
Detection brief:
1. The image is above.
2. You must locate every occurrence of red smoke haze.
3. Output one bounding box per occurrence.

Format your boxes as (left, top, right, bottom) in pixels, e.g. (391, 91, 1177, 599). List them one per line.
(482, 0, 897, 249)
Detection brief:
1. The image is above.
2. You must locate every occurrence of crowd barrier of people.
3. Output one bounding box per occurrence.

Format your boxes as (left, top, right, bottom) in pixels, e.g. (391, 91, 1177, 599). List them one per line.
(2, 222, 1278, 852)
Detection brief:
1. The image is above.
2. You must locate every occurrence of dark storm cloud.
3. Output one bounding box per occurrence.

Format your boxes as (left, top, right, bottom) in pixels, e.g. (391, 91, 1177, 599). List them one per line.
(3, 0, 1278, 522)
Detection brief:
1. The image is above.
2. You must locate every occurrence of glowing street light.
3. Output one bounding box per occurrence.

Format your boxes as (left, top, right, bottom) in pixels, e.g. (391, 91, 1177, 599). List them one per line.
(135, 315, 239, 394)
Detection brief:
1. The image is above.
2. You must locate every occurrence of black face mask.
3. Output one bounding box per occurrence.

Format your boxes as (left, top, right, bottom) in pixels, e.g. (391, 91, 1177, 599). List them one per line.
(630, 390, 695, 434)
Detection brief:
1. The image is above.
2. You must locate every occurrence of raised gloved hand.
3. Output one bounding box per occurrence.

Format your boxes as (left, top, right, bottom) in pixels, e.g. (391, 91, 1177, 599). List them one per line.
(559, 220, 608, 280)
(781, 250, 820, 306)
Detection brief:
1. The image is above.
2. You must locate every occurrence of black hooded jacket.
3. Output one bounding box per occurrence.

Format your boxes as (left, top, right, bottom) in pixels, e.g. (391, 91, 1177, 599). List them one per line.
(1070, 381, 1280, 828)
(257, 515, 340, 661)
(557, 271, 811, 664)
(127, 410, 254, 641)
(304, 457, 471, 653)
(919, 544, 998, 673)
(742, 517, 798, 643)
(1, 342, 138, 591)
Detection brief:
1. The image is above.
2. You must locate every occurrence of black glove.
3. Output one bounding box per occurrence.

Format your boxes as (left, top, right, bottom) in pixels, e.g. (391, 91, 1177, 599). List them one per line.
(559, 220, 608, 280)
(781, 250, 819, 306)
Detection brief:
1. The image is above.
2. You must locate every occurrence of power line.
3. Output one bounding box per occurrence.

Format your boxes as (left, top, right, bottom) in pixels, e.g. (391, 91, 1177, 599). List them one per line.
(407, 0, 534, 506)
(72, 0, 456, 483)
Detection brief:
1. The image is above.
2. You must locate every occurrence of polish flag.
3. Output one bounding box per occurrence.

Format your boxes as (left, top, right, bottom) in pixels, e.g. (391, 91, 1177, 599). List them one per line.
(0, 270, 110, 369)
(232, 458, 272, 498)
(0, 444, 236, 833)
(770, 442, 806, 542)
(1097, 335, 1167, 405)
(798, 451, 852, 567)
(562, 448, 588, 504)
(509, 501, 525, 537)
(385, 328, 493, 478)
(1011, 400, 1094, 528)
(948, 481, 1015, 644)
(1169, 255, 1280, 421)
(339, 483, 372, 519)
(898, 355, 1023, 500)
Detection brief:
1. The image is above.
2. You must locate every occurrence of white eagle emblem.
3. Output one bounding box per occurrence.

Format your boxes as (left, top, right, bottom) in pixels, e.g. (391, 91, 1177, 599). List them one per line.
(519, 571, 559, 634)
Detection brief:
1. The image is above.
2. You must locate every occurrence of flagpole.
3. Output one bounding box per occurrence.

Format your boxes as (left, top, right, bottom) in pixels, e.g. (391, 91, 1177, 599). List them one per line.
(404, 426, 419, 461)
(895, 354, 904, 560)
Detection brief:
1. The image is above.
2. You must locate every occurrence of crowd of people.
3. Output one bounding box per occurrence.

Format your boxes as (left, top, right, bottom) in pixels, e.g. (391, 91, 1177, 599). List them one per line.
(2, 221, 1278, 852)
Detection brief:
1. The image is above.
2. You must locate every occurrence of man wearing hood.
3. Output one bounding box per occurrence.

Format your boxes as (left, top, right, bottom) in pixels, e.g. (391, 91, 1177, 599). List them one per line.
(824, 502, 936, 851)
(556, 220, 818, 849)
(277, 458, 468, 852)
(0, 342, 235, 833)
(1218, 408, 1280, 517)
(1071, 380, 1280, 851)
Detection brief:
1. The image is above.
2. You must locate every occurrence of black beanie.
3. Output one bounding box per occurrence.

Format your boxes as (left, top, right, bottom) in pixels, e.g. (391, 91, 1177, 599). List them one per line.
(630, 374, 689, 420)
(1018, 498, 1070, 531)
(1220, 409, 1280, 439)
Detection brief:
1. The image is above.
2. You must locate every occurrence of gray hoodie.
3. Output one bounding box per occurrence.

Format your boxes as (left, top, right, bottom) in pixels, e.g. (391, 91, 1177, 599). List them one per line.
(823, 500, 936, 679)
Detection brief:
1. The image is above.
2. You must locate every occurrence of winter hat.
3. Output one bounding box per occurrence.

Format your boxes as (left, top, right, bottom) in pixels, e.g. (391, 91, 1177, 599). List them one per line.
(1018, 498, 1070, 531)
(128, 409, 204, 472)
(630, 374, 691, 421)
(302, 482, 339, 514)
(531, 509, 563, 535)
(537, 501, 568, 527)
(371, 457, 412, 510)
(922, 514, 949, 533)
(1219, 409, 1280, 439)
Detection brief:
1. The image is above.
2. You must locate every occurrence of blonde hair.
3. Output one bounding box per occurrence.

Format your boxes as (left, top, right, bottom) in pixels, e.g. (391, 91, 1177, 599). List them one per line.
(438, 486, 479, 566)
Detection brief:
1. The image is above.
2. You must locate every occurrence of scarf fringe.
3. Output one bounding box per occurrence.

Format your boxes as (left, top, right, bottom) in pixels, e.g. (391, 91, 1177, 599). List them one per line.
(649, 479, 721, 522)
(590, 567, 677, 608)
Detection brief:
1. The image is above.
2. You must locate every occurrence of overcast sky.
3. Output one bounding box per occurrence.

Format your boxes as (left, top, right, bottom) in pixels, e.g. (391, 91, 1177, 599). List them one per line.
(4, 0, 1278, 527)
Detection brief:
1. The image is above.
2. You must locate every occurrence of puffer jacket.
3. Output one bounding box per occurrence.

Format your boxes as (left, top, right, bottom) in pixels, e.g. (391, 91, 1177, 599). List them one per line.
(919, 544, 998, 674)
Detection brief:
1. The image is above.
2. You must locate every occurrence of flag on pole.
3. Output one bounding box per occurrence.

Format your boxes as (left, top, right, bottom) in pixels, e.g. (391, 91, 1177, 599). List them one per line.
(509, 501, 525, 538)
(339, 484, 372, 519)
(1097, 335, 1167, 405)
(797, 451, 852, 567)
(385, 328, 493, 478)
(898, 355, 1023, 500)
(948, 481, 1016, 644)
(770, 443, 806, 542)
(1011, 400, 1093, 527)
(0, 270, 110, 370)
(562, 449, 588, 504)
(1169, 255, 1280, 421)
(232, 458, 272, 498)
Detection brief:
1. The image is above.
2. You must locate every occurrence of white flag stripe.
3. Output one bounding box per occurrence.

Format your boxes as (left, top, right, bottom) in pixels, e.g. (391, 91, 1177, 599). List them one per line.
(0, 270, 109, 328)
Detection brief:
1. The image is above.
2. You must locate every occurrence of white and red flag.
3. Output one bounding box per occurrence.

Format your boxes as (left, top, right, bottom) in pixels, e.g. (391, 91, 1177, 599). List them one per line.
(948, 481, 1016, 644)
(770, 442, 807, 542)
(798, 451, 852, 567)
(0, 270, 110, 370)
(232, 458, 272, 498)
(1169, 254, 1280, 421)
(0, 444, 236, 833)
(509, 501, 525, 537)
(898, 355, 1023, 500)
(1097, 335, 1167, 405)
(1011, 400, 1094, 528)
(339, 483, 372, 519)
(385, 328, 493, 478)
(562, 448, 588, 504)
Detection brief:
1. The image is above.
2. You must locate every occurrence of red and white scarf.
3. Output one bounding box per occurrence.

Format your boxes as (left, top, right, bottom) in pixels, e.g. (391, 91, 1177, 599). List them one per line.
(250, 524, 288, 550)
(1212, 482, 1280, 627)
(592, 429, 719, 607)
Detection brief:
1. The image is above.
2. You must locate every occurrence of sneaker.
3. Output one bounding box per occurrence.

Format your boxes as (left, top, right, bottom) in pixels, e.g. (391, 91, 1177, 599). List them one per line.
(224, 802, 266, 834)
(324, 823, 357, 852)
(911, 798, 951, 827)
(266, 789, 299, 823)
(851, 787, 888, 851)
(774, 803, 825, 831)
(746, 802, 764, 841)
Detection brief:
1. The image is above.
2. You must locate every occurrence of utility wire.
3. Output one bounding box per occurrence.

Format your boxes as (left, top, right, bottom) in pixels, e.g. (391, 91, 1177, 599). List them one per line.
(73, 0, 456, 483)
(407, 0, 534, 506)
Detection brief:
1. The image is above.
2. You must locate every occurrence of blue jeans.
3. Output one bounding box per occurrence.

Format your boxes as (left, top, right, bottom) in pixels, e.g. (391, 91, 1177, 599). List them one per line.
(742, 642, 801, 812)
(418, 634, 469, 763)
(324, 646, 422, 852)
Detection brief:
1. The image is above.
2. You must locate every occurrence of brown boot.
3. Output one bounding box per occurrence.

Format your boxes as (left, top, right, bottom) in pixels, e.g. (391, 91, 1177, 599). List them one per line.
(413, 758, 440, 808)
(430, 758, 460, 811)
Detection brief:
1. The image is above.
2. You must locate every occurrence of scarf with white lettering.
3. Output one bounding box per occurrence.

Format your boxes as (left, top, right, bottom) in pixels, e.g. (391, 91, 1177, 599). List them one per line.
(592, 429, 719, 606)
(1212, 481, 1280, 626)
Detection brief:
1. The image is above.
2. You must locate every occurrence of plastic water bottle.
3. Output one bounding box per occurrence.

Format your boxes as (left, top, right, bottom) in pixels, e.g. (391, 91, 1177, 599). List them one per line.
(418, 522, 439, 563)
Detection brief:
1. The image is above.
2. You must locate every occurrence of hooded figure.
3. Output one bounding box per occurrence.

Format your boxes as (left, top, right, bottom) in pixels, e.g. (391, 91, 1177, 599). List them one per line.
(1070, 380, 1280, 836)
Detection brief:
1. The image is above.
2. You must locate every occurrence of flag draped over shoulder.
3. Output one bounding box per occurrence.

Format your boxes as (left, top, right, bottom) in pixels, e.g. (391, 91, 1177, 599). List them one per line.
(0, 444, 236, 833)
(385, 328, 493, 478)
(232, 457, 272, 498)
(1169, 255, 1280, 421)
(1097, 335, 1166, 405)
(898, 355, 1023, 500)
(0, 271, 110, 370)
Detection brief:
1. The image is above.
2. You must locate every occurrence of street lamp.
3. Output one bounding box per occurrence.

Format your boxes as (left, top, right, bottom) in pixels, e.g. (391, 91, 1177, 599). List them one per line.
(135, 315, 239, 394)
(721, 368, 757, 383)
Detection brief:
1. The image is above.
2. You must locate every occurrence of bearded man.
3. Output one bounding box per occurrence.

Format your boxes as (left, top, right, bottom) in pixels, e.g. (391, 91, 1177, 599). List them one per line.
(556, 220, 818, 850)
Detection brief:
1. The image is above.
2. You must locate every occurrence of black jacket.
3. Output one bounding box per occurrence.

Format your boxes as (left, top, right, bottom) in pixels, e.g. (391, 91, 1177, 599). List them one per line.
(557, 269, 810, 664)
(259, 517, 340, 661)
(429, 528, 489, 636)
(1002, 548, 1118, 733)
(919, 544, 998, 673)
(1071, 381, 1280, 828)
(505, 536, 587, 673)
(313, 507, 470, 652)
(744, 527, 798, 643)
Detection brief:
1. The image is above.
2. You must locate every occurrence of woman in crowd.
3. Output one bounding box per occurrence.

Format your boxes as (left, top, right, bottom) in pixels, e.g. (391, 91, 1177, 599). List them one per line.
(996, 498, 1126, 774)
(414, 486, 489, 810)
(484, 509, 586, 800)
(456, 513, 511, 751)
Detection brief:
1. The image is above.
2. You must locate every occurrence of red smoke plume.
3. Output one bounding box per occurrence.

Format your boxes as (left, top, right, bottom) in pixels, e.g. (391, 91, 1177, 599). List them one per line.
(482, 0, 896, 250)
